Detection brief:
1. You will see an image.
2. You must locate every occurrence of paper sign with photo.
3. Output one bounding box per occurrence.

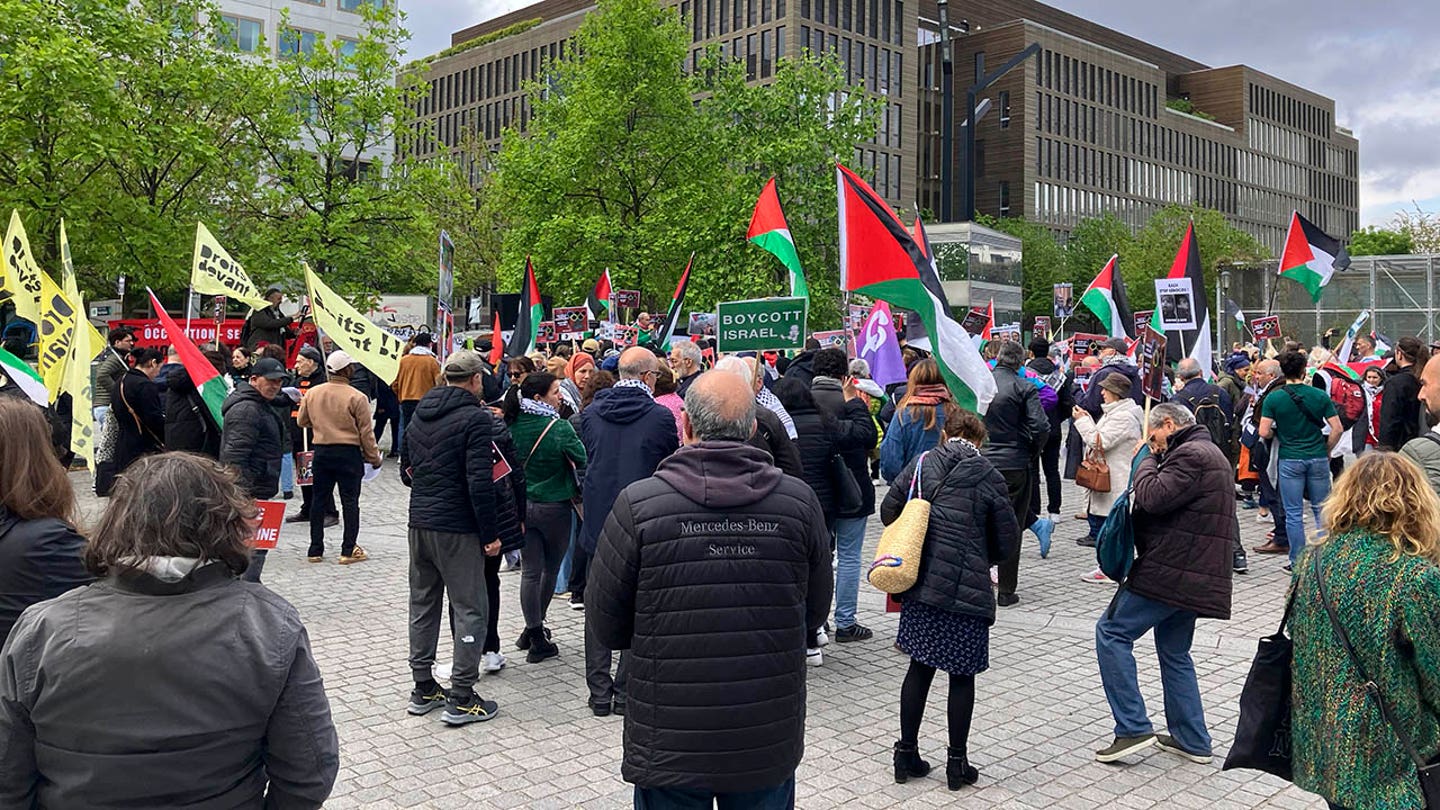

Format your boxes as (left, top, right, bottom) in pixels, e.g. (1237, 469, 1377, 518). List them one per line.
(1154, 278, 1197, 331)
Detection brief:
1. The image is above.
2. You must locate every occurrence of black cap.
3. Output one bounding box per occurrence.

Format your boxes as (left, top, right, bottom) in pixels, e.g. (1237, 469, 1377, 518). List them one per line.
(250, 358, 287, 380)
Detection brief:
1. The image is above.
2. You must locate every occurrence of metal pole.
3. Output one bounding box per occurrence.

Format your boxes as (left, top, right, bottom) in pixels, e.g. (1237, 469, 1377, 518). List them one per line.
(937, 0, 954, 222)
(1215, 268, 1224, 364)
(963, 86, 977, 222)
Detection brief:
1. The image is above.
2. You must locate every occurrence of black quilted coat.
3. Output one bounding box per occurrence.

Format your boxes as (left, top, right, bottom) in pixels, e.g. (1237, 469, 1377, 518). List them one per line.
(880, 440, 1020, 625)
(400, 385, 497, 540)
(1128, 424, 1236, 620)
(587, 441, 833, 792)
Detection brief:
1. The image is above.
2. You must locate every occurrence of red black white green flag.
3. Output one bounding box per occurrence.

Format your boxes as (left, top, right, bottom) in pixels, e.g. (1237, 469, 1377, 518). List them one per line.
(147, 289, 226, 428)
(747, 178, 808, 299)
(1278, 211, 1350, 303)
(655, 253, 693, 350)
(506, 257, 542, 358)
(1148, 222, 1213, 376)
(836, 164, 996, 413)
(587, 268, 612, 324)
(1080, 254, 1134, 339)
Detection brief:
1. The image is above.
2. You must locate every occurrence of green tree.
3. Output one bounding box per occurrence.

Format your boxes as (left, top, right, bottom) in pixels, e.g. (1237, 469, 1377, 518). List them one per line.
(1392, 205, 1440, 254)
(1348, 226, 1413, 256)
(1125, 204, 1269, 312)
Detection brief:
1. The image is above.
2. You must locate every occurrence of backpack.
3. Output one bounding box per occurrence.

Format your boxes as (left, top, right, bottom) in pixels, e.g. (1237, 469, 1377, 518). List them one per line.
(1193, 393, 1230, 450)
(1327, 375, 1365, 429)
(1095, 489, 1136, 582)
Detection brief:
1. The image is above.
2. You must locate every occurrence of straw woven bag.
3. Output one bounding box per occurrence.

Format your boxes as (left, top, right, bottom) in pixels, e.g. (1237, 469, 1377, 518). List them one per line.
(868, 451, 932, 594)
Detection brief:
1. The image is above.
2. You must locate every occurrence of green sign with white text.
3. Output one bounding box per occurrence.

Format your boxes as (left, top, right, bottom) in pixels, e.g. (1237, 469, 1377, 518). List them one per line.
(715, 296, 808, 352)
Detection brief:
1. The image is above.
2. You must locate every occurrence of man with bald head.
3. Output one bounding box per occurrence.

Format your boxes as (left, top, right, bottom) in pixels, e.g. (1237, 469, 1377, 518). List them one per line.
(578, 346, 680, 716)
(588, 371, 832, 807)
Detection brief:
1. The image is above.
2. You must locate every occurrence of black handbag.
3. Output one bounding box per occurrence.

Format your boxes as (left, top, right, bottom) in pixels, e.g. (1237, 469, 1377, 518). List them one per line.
(829, 453, 863, 514)
(1222, 590, 1295, 780)
(1314, 551, 1440, 807)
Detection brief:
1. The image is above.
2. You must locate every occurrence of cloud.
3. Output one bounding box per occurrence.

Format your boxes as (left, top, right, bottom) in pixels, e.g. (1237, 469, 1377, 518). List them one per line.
(397, 0, 533, 59)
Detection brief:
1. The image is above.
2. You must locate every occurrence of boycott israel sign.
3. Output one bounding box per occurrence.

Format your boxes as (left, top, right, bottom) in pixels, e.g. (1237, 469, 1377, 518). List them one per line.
(715, 296, 807, 352)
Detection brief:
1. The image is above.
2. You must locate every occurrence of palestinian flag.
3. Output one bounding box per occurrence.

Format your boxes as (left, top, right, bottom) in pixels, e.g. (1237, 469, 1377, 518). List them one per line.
(147, 289, 226, 428)
(0, 345, 47, 407)
(655, 253, 693, 350)
(903, 215, 952, 352)
(1079, 254, 1134, 339)
(489, 309, 504, 366)
(587, 268, 612, 324)
(748, 178, 809, 298)
(1279, 211, 1350, 303)
(1153, 222, 1214, 378)
(506, 257, 542, 358)
(837, 164, 996, 413)
(982, 299, 994, 342)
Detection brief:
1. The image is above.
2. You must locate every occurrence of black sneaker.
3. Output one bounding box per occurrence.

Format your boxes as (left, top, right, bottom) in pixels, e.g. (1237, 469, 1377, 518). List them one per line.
(284, 513, 310, 524)
(407, 682, 447, 716)
(1095, 734, 1156, 763)
(613, 701, 626, 716)
(590, 700, 612, 717)
(441, 691, 499, 726)
(1076, 535, 1097, 548)
(996, 593, 1019, 607)
(834, 623, 874, 643)
(526, 630, 559, 663)
(323, 515, 339, 528)
(1233, 553, 1249, 574)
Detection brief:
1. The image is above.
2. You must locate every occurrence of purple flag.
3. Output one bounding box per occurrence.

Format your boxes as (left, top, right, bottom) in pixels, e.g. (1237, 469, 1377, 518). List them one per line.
(857, 301, 907, 387)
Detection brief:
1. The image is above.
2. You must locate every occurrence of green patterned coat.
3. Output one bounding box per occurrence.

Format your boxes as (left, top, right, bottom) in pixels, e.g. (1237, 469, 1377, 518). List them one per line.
(1291, 530, 1440, 810)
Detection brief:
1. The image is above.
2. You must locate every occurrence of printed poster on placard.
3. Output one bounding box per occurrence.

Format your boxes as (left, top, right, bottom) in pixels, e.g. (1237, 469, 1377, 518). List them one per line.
(1052, 282, 1074, 319)
(538, 321, 557, 343)
(1250, 316, 1282, 340)
(1137, 325, 1168, 401)
(1070, 332, 1108, 361)
(615, 324, 639, 348)
(553, 307, 588, 341)
(846, 303, 872, 333)
(612, 289, 641, 311)
(811, 330, 849, 351)
(960, 306, 990, 337)
(252, 501, 285, 550)
(1154, 278, 1196, 331)
(1133, 310, 1152, 337)
(715, 296, 808, 352)
(1032, 316, 1051, 339)
(687, 312, 717, 337)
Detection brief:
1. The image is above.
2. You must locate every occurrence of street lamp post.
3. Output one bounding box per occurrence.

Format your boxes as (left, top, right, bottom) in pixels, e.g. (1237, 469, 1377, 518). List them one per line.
(958, 43, 1041, 222)
(937, 0, 955, 222)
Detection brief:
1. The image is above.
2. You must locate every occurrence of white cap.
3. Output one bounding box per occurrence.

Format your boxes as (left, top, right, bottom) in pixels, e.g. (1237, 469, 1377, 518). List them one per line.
(325, 350, 355, 373)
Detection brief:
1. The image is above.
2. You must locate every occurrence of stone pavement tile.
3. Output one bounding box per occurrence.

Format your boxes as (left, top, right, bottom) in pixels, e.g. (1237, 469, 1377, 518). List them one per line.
(65, 458, 1327, 808)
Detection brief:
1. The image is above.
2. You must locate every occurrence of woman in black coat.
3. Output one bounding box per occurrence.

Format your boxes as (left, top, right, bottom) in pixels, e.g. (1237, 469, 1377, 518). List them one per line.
(773, 377, 840, 527)
(880, 409, 1020, 792)
(164, 350, 227, 458)
(110, 348, 166, 474)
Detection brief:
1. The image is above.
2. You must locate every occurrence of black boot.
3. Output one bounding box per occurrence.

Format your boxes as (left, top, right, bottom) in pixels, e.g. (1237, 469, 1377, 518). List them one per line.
(893, 741, 932, 783)
(946, 748, 978, 790)
(515, 628, 532, 651)
(526, 627, 558, 663)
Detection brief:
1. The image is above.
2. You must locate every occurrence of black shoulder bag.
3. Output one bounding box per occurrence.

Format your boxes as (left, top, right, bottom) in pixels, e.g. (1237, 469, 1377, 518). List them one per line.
(1221, 588, 1295, 780)
(1314, 551, 1440, 807)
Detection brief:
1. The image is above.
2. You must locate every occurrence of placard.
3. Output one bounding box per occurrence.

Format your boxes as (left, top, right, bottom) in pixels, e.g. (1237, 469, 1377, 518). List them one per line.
(538, 321, 557, 343)
(614, 324, 639, 348)
(553, 307, 588, 341)
(1154, 278, 1196, 331)
(1250, 315, 1281, 340)
(960, 306, 990, 337)
(252, 500, 285, 550)
(715, 296, 808, 352)
(1136, 325, 1169, 401)
(1133, 310, 1153, 337)
(846, 304, 872, 333)
(110, 317, 248, 350)
(613, 289, 641, 311)
(294, 451, 315, 487)
(994, 322, 1022, 343)
(1053, 282, 1075, 319)
(1070, 332, 1108, 361)
(811, 330, 849, 351)
(687, 311, 717, 337)
(1032, 316, 1051, 339)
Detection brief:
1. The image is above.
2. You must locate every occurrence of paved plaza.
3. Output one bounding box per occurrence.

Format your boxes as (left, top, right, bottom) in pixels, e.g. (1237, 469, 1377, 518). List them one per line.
(72, 462, 1326, 809)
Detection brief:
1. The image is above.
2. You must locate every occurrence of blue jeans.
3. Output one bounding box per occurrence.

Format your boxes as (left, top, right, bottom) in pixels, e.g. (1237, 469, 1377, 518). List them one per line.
(634, 777, 794, 810)
(1096, 589, 1211, 755)
(833, 516, 867, 630)
(555, 515, 577, 594)
(92, 405, 109, 433)
(280, 449, 295, 494)
(1279, 457, 1330, 564)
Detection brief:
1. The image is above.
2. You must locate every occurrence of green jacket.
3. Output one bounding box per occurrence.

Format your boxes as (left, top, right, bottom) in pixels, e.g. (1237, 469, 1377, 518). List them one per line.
(508, 411, 587, 503)
(1291, 531, 1440, 810)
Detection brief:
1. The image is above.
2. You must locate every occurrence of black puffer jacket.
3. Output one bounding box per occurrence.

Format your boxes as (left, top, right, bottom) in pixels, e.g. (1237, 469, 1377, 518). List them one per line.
(748, 406, 805, 480)
(880, 440, 1019, 625)
(1129, 424, 1236, 620)
(982, 364, 1050, 471)
(401, 385, 497, 539)
(491, 428, 527, 553)
(587, 442, 832, 793)
(219, 384, 287, 499)
(786, 399, 841, 522)
(578, 386, 679, 553)
(1377, 365, 1423, 451)
(811, 378, 879, 518)
(164, 372, 222, 458)
(111, 370, 165, 473)
(0, 507, 92, 646)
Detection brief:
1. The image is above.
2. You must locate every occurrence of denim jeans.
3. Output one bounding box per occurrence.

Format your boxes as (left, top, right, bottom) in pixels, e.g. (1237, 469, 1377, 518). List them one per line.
(280, 449, 295, 494)
(1279, 457, 1330, 564)
(92, 405, 109, 433)
(633, 777, 795, 810)
(833, 516, 867, 629)
(1095, 589, 1211, 755)
(555, 514, 577, 594)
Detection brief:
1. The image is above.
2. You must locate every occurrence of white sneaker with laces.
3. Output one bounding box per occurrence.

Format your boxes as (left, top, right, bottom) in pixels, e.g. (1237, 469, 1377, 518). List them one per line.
(806, 647, 823, 666)
(813, 629, 829, 648)
(481, 652, 506, 673)
(1079, 568, 1115, 585)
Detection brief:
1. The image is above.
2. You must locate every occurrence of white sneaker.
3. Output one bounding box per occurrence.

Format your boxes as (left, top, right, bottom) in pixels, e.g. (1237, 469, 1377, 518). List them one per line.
(481, 652, 506, 673)
(813, 628, 829, 648)
(434, 661, 453, 680)
(989, 566, 999, 586)
(806, 647, 823, 666)
(1079, 568, 1115, 585)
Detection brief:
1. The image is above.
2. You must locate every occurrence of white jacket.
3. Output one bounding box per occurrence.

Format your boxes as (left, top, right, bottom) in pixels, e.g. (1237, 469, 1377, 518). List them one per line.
(1073, 398, 1144, 516)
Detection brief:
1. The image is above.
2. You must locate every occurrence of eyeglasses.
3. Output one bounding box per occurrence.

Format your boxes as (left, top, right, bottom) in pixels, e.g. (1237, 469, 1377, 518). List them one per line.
(509, 372, 524, 379)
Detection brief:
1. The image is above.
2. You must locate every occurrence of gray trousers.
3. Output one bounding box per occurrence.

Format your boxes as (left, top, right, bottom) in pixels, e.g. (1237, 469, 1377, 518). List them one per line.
(584, 617, 630, 706)
(520, 502, 573, 630)
(409, 527, 489, 692)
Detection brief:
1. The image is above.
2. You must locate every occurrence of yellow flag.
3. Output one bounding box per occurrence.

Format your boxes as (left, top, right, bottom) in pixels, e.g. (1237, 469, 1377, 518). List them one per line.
(192, 222, 270, 309)
(59, 220, 105, 354)
(3, 210, 44, 324)
(304, 262, 404, 384)
(36, 271, 78, 400)
(63, 297, 103, 473)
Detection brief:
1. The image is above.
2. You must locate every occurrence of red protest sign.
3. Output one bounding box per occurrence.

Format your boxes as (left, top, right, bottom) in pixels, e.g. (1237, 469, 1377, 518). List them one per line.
(1250, 316, 1281, 340)
(252, 500, 285, 550)
(111, 318, 248, 350)
(1070, 332, 1109, 361)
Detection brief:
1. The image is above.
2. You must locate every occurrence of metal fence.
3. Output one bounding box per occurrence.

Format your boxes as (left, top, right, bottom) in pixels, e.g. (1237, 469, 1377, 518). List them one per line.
(1217, 254, 1440, 351)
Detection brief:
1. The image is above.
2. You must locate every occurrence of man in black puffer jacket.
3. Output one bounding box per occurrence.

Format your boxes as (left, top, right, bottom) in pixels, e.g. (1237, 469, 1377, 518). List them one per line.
(219, 358, 288, 500)
(399, 351, 501, 727)
(588, 371, 832, 806)
(982, 341, 1050, 607)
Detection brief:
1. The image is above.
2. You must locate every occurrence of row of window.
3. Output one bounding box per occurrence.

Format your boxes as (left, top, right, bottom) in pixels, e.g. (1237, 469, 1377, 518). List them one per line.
(1034, 181, 1172, 231)
(215, 14, 359, 60)
(1248, 83, 1331, 139)
(1034, 92, 1248, 180)
(417, 39, 570, 120)
(687, 26, 788, 80)
(797, 26, 902, 97)
(679, 0, 786, 41)
(1035, 48, 1158, 119)
(798, 0, 904, 46)
(854, 147, 903, 200)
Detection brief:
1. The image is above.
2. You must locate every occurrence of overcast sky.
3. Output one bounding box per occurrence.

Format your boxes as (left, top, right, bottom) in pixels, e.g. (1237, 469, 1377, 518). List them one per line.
(398, 0, 1438, 229)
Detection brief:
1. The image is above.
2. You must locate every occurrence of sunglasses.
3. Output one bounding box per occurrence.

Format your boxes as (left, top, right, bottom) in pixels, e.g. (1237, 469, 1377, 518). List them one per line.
(509, 371, 524, 379)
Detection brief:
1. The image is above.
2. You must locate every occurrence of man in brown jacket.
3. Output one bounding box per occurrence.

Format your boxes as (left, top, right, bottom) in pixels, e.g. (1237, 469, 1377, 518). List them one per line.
(392, 333, 442, 454)
(1093, 402, 1234, 767)
(298, 351, 384, 564)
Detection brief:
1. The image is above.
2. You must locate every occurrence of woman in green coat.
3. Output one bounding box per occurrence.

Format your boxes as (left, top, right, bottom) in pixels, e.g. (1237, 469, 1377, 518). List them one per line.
(1291, 451, 1440, 810)
(505, 372, 587, 663)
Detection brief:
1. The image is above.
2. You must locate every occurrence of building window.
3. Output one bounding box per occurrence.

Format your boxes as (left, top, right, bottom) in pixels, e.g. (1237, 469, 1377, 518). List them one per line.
(339, 0, 379, 12)
(337, 37, 359, 67)
(215, 15, 263, 53)
(776, 26, 785, 58)
(999, 90, 1010, 129)
(999, 181, 1011, 216)
(278, 27, 320, 59)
